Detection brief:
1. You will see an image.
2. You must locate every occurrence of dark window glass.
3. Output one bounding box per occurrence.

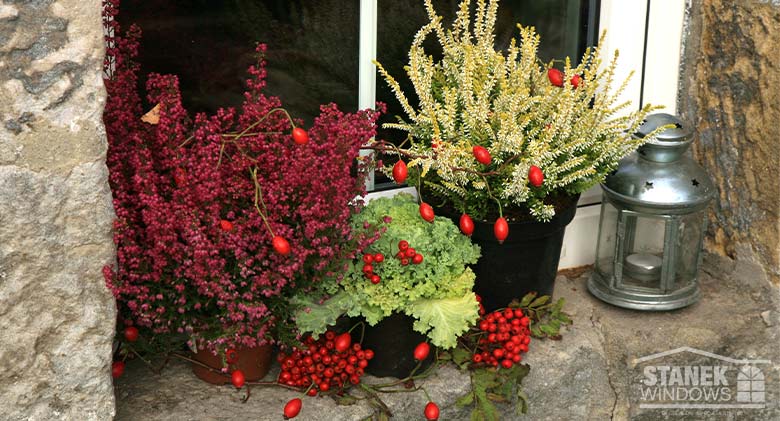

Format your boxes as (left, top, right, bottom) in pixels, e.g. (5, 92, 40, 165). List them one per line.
(120, 0, 360, 125)
(118, 0, 596, 190)
(374, 0, 596, 188)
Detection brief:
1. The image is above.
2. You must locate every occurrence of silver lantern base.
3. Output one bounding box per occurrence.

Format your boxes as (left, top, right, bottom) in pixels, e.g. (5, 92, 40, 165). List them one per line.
(587, 271, 700, 311)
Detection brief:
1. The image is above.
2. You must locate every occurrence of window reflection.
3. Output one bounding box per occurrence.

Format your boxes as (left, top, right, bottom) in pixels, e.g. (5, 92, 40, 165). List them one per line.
(121, 0, 360, 125)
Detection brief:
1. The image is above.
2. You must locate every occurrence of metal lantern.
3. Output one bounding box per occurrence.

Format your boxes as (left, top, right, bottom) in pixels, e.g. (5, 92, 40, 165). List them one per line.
(588, 113, 715, 310)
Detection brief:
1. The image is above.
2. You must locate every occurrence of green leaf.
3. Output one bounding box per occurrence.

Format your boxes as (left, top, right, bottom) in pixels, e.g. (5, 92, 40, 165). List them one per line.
(336, 394, 358, 406)
(530, 326, 542, 338)
(487, 392, 507, 402)
(516, 389, 529, 414)
(552, 297, 565, 312)
(518, 292, 537, 307)
(452, 347, 473, 369)
(456, 392, 474, 407)
(539, 324, 559, 337)
(470, 409, 484, 421)
(529, 295, 550, 308)
(293, 293, 353, 337)
(407, 291, 480, 349)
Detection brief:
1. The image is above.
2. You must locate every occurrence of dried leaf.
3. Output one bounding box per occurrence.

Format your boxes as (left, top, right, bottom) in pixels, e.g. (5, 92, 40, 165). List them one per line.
(141, 104, 160, 125)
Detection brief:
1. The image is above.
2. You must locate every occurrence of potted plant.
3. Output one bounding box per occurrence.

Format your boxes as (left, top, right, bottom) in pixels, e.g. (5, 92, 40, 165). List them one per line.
(294, 193, 481, 377)
(103, 23, 383, 384)
(372, 0, 664, 310)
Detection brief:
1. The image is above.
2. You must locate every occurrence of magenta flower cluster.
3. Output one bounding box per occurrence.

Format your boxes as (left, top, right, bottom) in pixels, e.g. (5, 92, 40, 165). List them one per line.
(102, 11, 383, 351)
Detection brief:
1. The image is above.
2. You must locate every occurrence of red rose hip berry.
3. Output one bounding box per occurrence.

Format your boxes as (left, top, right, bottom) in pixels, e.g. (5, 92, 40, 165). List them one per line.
(283, 398, 302, 419)
(225, 348, 238, 364)
(231, 369, 245, 388)
(528, 165, 544, 187)
(272, 236, 291, 255)
(459, 213, 474, 236)
(547, 68, 564, 87)
(219, 219, 234, 232)
(472, 146, 492, 165)
(111, 361, 125, 379)
(570, 74, 582, 88)
(413, 342, 431, 361)
(419, 202, 435, 223)
(123, 326, 139, 342)
(292, 127, 309, 145)
(334, 332, 352, 353)
(494, 217, 509, 244)
(392, 160, 408, 184)
(424, 402, 440, 420)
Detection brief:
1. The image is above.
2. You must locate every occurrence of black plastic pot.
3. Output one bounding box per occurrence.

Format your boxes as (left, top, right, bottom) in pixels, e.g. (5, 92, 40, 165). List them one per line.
(441, 195, 579, 312)
(354, 312, 434, 378)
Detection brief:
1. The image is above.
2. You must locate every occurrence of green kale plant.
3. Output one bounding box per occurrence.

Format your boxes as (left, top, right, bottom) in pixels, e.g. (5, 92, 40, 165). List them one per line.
(295, 193, 481, 348)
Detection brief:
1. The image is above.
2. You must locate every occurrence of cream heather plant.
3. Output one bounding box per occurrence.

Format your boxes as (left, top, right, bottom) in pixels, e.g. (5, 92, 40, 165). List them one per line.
(374, 0, 664, 222)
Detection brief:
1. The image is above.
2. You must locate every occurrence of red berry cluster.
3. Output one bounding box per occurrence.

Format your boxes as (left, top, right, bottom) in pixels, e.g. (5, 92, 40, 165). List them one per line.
(362, 252, 385, 284)
(395, 240, 424, 266)
(276, 331, 374, 395)
(472, 307, 531, 369)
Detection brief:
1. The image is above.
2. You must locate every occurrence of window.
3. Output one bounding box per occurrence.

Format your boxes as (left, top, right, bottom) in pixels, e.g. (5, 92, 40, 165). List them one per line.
(110, 0, 686, 268)
(116, 0, 596, 190)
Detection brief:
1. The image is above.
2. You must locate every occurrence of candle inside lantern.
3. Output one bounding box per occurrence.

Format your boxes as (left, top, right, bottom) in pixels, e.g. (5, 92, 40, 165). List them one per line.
(624, 253, 663, 282)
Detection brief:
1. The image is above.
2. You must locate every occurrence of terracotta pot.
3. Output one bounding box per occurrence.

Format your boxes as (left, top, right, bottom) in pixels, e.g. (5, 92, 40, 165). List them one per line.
(191, 344, 273, 385)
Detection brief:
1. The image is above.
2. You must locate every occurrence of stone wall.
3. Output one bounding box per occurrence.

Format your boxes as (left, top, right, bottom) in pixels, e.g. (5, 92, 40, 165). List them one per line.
(0, 1, 117, 420)
(679, 0, 780, 284)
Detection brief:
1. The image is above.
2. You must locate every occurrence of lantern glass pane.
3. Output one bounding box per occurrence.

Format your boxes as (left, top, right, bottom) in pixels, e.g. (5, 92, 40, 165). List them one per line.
(620, 213, 666, 289)
(595, 200, 619, 277)
(673, 212, 705, 287)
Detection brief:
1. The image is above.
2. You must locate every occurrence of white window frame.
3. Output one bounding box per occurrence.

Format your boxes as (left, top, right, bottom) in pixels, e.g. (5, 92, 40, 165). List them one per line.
(358, 0, 686, 268)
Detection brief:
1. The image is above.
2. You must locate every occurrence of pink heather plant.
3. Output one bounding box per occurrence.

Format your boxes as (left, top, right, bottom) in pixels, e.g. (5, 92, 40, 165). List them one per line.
(102, 1, 383, 352)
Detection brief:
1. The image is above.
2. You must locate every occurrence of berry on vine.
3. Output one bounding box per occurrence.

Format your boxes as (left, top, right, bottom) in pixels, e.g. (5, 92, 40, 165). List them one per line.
(528, 165, 544, 187)
(283, 398, 302, 419)
(219, 220, 234, 232)
(123, 326, 139, 342)
(334, 332, 352, 353)
(419, 202, 435, 223)
(547, 68, 564, 87)
(231, 369, 245, 388)
(570, 74, 582, 88)
(424, 402, 440, 421)
(494, 217, 509, 244)
(459, 213, 474, 236)
(413, 342, 431, 361)
(111, 361, 125, 379)
(392, 160, 408, 184)
(272, 236, 291, 255)
(292, 127, 309, 145)
(472, 145, 492, 165)
(225, 348, 238, 365)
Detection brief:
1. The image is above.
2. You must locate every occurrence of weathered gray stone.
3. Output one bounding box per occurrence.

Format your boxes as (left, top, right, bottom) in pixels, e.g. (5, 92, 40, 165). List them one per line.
(0, 0, 116, 420)
(114, 253, 779, 420)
